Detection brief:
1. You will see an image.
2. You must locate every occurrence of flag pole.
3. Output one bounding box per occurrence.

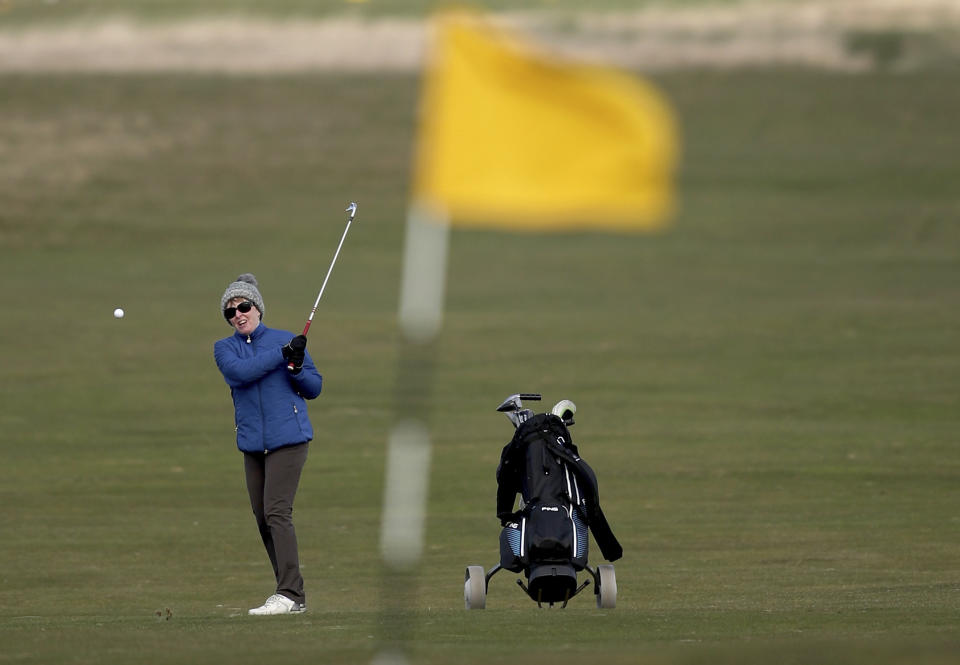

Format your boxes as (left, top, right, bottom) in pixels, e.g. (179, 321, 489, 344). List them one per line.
(375, 205, 450, 664)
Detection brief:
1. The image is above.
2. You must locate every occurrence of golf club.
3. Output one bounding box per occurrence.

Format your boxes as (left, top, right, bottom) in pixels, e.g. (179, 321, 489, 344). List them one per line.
(288, 201, 357, 371)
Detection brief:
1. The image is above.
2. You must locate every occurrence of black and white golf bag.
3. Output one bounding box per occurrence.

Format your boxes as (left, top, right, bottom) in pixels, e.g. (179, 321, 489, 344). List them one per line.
(496, 411, 622, 606)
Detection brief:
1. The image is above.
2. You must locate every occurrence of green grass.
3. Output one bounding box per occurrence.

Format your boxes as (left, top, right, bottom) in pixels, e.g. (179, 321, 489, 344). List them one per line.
(1, 69, 959, 663)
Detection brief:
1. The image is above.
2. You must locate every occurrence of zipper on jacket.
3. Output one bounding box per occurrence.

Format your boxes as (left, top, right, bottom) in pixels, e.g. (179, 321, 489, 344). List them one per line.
(245, 332, 264, 450)
(261, 387, 267, 452)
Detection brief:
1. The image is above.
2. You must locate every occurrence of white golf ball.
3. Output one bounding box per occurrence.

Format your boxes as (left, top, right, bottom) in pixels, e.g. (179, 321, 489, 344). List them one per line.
(114, 308, 125, 319)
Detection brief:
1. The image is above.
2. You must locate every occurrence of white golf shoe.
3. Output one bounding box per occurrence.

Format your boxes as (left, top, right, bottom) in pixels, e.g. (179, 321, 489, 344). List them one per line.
(248, 594, 307, 616)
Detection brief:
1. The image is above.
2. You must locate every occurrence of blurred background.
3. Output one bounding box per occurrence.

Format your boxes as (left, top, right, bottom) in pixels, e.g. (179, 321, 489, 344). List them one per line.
(1, 1, 958, 663)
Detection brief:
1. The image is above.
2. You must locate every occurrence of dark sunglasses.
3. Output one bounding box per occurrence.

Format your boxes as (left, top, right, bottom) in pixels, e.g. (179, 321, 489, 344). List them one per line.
(224, 301, 255, 320)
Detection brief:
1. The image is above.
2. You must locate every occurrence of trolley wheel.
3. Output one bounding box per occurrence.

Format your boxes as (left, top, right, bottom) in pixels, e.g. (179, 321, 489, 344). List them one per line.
(464, 565, 487, 610)
(596, 564, 617, 609)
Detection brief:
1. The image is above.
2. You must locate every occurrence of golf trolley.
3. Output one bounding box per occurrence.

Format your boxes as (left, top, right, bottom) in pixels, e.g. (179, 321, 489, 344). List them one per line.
(464, 393, 621, 609)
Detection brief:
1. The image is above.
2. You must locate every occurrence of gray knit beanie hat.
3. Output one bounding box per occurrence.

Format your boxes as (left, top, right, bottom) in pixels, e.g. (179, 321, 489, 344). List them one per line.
(220, 273, 265, 324)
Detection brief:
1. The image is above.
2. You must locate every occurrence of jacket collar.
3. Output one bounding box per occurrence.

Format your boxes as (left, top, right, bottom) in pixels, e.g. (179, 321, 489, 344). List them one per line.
(234, 322, 266, 342)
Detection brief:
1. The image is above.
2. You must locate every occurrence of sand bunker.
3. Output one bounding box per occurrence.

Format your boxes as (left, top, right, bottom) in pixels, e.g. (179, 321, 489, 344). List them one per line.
(0, 0, 958, 72)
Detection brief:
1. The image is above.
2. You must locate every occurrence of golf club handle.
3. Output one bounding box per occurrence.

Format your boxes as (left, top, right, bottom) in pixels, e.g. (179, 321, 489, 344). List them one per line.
(286, 321, 312, 371)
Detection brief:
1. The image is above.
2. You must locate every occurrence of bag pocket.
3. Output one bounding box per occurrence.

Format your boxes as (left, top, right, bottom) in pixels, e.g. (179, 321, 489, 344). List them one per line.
(526, 504, 574, 561)
(499, 521, 524, 572)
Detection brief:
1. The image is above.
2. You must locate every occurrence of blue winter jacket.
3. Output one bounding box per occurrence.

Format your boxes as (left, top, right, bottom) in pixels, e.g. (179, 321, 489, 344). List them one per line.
(214, 323, 323, 453)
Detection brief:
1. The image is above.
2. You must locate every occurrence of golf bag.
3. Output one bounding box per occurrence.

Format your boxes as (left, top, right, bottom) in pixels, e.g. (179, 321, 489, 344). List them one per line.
(496, 412, 622, 605)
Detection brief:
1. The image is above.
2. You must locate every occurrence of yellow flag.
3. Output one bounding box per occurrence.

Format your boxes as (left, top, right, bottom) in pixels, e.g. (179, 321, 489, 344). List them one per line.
(412, 13, 680, 232)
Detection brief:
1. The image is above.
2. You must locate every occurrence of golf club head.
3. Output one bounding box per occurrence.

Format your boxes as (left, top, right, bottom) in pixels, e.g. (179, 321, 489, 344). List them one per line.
(497, 393, 541, 428)
(346, 201, 358, 219)
(496, 394, 523, 413)
(551, 399, 577, 426)
(505, 409, 535, 428)
(496, 393, 541, 413)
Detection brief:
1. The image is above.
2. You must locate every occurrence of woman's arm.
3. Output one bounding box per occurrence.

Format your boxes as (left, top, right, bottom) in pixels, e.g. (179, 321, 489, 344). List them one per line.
(288, 351, 323, 398)
(214, 340, 284, 388)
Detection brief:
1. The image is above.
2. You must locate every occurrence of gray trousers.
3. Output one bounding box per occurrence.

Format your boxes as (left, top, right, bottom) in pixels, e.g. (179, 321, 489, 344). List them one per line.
(243, 442, 309, 605)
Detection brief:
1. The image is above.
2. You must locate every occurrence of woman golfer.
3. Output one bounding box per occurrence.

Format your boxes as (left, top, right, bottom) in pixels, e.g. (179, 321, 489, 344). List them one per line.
(214, 273, 323, 615)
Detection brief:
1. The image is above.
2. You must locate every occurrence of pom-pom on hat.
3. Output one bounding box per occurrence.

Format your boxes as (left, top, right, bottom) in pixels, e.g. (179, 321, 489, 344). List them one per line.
(220, 273, 265, 324)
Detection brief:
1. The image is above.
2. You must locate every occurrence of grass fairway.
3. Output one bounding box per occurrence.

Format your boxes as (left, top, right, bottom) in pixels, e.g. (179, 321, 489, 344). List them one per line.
(1, 68, 959, 664)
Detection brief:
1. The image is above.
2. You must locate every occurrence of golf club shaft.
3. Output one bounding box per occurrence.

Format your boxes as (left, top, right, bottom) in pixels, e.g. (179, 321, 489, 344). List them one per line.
(289, 202, 357, 370)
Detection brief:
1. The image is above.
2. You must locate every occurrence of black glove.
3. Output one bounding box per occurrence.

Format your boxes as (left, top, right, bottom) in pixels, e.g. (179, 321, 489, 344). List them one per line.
(289, 335, 307, 353)
(281, 335, 307, 373)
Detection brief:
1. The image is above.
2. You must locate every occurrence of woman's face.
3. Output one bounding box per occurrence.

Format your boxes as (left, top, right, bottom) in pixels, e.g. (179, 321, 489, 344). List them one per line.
(225, 297, 261, 336)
